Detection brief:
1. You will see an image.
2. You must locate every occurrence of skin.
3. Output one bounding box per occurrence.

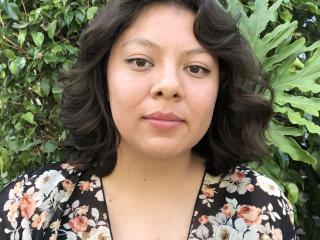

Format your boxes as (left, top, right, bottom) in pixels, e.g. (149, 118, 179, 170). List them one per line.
(102, 3, 220, 239)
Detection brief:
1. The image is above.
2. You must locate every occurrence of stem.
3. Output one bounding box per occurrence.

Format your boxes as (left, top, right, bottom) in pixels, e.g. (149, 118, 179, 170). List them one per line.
(0, 11, 5, 28)
(3, 35, 19, 48)
(2, 36, 28, 54)
(21, 0, 27, 15)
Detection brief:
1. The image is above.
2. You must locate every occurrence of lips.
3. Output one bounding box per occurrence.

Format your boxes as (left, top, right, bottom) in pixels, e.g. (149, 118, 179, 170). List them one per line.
(143, 111, 184, 121)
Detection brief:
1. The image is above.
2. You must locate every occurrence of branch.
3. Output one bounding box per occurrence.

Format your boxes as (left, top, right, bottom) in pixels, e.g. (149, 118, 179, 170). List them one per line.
(2, 36, 28, 54)
(21, 0, 27, 15)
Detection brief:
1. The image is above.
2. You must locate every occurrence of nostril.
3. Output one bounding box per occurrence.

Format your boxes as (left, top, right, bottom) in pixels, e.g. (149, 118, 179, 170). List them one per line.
(156, 92, 163, 97)
(173, 93, 179, 98)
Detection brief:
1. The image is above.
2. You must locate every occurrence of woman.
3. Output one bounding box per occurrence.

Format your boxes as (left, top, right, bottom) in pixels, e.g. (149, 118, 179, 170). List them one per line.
(0, 0, 297, 239)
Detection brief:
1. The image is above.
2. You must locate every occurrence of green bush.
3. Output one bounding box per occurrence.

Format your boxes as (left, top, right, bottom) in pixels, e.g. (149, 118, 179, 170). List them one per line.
(0, 0, 104, 182)
(0, 0, 319, 238)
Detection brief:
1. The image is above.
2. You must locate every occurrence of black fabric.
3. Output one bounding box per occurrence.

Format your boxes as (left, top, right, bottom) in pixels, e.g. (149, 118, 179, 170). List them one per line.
(0, 162, 297, 239)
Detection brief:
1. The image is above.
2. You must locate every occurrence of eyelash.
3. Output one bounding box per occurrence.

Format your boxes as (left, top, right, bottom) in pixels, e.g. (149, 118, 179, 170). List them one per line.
(125, 58, 154, 69)
(125, 58, 211, 75)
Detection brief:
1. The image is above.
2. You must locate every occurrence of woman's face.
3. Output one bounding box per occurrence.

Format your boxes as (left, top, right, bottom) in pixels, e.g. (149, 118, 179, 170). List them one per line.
(107, 4, 219, 159)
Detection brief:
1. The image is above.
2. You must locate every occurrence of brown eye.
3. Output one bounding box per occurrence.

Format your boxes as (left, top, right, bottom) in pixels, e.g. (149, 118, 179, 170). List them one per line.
(189, 65, 210, 74)
(126, 58, 153, 70)
(185, 65, 210, 77)
(135, 59, 147, 67)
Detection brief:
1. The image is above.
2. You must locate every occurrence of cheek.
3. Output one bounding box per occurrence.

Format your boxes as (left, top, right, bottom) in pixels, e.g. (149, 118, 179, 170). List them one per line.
(191, 84, 218, 115)
(189, 85, 219, 132)
(107, 71, 150, 126)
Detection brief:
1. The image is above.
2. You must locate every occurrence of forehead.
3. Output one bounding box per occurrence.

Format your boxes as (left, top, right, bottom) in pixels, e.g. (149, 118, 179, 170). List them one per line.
(113, 4, 202, 50)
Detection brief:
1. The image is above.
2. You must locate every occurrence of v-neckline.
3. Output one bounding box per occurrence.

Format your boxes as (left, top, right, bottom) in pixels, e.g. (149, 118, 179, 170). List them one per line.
(100, 168, 207, 240)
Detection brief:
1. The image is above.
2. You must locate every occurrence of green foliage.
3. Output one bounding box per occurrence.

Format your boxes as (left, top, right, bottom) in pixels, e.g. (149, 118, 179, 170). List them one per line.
(0, 0, 319, 238)
(226, 0, 320, 238)
(0, 0, 105, 185)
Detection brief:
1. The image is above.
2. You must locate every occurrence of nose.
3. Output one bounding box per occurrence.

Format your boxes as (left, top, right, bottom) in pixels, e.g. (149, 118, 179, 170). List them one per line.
(150, 64, 185, 101)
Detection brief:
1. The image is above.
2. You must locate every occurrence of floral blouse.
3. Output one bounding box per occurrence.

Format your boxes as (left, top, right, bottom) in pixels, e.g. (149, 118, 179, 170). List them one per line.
(0, 162, 297, 240)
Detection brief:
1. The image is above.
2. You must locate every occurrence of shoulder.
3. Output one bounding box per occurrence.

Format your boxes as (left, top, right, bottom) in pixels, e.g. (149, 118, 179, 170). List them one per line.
(0, 162, 82, 239)
(194, 165, 297, 240)
(0, 162, 82, 197)
(217, 165, 290, 199)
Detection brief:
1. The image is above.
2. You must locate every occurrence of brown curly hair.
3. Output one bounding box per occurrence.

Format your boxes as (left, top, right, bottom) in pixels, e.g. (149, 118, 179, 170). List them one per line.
(59, 0, 274, 177)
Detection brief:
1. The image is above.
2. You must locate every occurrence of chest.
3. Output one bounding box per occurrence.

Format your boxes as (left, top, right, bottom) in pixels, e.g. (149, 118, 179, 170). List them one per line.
(105, 194, 197, 240)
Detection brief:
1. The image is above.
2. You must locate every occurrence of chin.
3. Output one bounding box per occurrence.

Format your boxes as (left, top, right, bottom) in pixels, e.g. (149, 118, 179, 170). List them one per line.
(142, 144, 190, 160)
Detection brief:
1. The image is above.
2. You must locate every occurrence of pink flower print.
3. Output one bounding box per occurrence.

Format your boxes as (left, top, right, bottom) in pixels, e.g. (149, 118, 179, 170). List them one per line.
(79, 181, 91, 192)
(7, 201, 19, 223)
(199, 185, 217, 207)
(60, 163, 73, 170)
(222, 203, 235, 218)
(19, 193, 36, 219)
(230, 169, 245, 182)
(237, 205, 262, 225)
(13, 181, 23, 195)
(272, 228, 283, 240)
(203, 185, 216, 198)
(198, 215, 209, 224)
(69, 215, 88, 233)
(31, 212, 47, 230)
(62, 179, 74, 192)
(76, 205, 89, 215)
(246, 183, 254, 192)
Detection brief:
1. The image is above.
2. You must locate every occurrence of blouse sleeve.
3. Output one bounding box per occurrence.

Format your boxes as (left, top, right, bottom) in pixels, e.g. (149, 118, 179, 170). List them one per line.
(0, 162, 81, 240)
(190, 165, 298, 240)
(221, 166, 298, 240)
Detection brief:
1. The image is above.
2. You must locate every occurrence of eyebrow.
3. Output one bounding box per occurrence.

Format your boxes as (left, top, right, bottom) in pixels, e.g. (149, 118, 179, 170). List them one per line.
(121, 38, 210, 56)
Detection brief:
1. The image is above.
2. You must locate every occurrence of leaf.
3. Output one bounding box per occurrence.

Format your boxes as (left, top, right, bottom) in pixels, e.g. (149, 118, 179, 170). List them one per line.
(18, 29, 27, 47)
(31, 32, 45, 48)
(72, 200, 79, 209)
(264, 38, 305, 71)
(40, 78, 51, 96)
(21, 112, 36, 125)
(272, 48, 320, 93)
(25, 127, 35, 138)
(75, 10, 85, 23)
(91, 208, 99, 221)
(4, 49, 16, 59)
(48, 20, 57, 40)
(20, 151, 31, 167)
(52, 84, 62, 94)
(279, 9, 293, 22)
(269, 122, 304, 137)
(227, 0, 282, 49)
(86, 7, 98, 20)
(0, 0, 8, 10)
(64, 11, 74, 26)
(0, 146, 9, 174)
(9, 57, 26, 75)
(274, 105, 320, 134)
(5, 2, 21, 20)
(257, 157, 282, 180)
(286, 183, 299, 204)
(303, 41, 320, 52)
(43, 142, 58, 153)
(266, 123, 317, 165)
(19, 140, 42, 151)
(12, 22, 29, 29)
(275, 149, 290, 169)
(257, 22, 298, 63)
(275, 92, 320, 117)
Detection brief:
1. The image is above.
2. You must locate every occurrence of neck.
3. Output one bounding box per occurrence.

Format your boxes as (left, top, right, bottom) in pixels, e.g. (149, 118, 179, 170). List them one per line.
(103, 141, 205, 194)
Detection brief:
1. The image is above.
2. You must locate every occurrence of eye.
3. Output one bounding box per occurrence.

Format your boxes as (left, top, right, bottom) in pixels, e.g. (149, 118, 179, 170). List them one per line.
(125, 58, 154, 71)
(185, 65, 211, 76)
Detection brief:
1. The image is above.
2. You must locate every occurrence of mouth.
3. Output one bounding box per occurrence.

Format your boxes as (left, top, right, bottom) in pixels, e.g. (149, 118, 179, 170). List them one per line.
(143, 111, 184, 129)
(143, 111, 184, 121)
